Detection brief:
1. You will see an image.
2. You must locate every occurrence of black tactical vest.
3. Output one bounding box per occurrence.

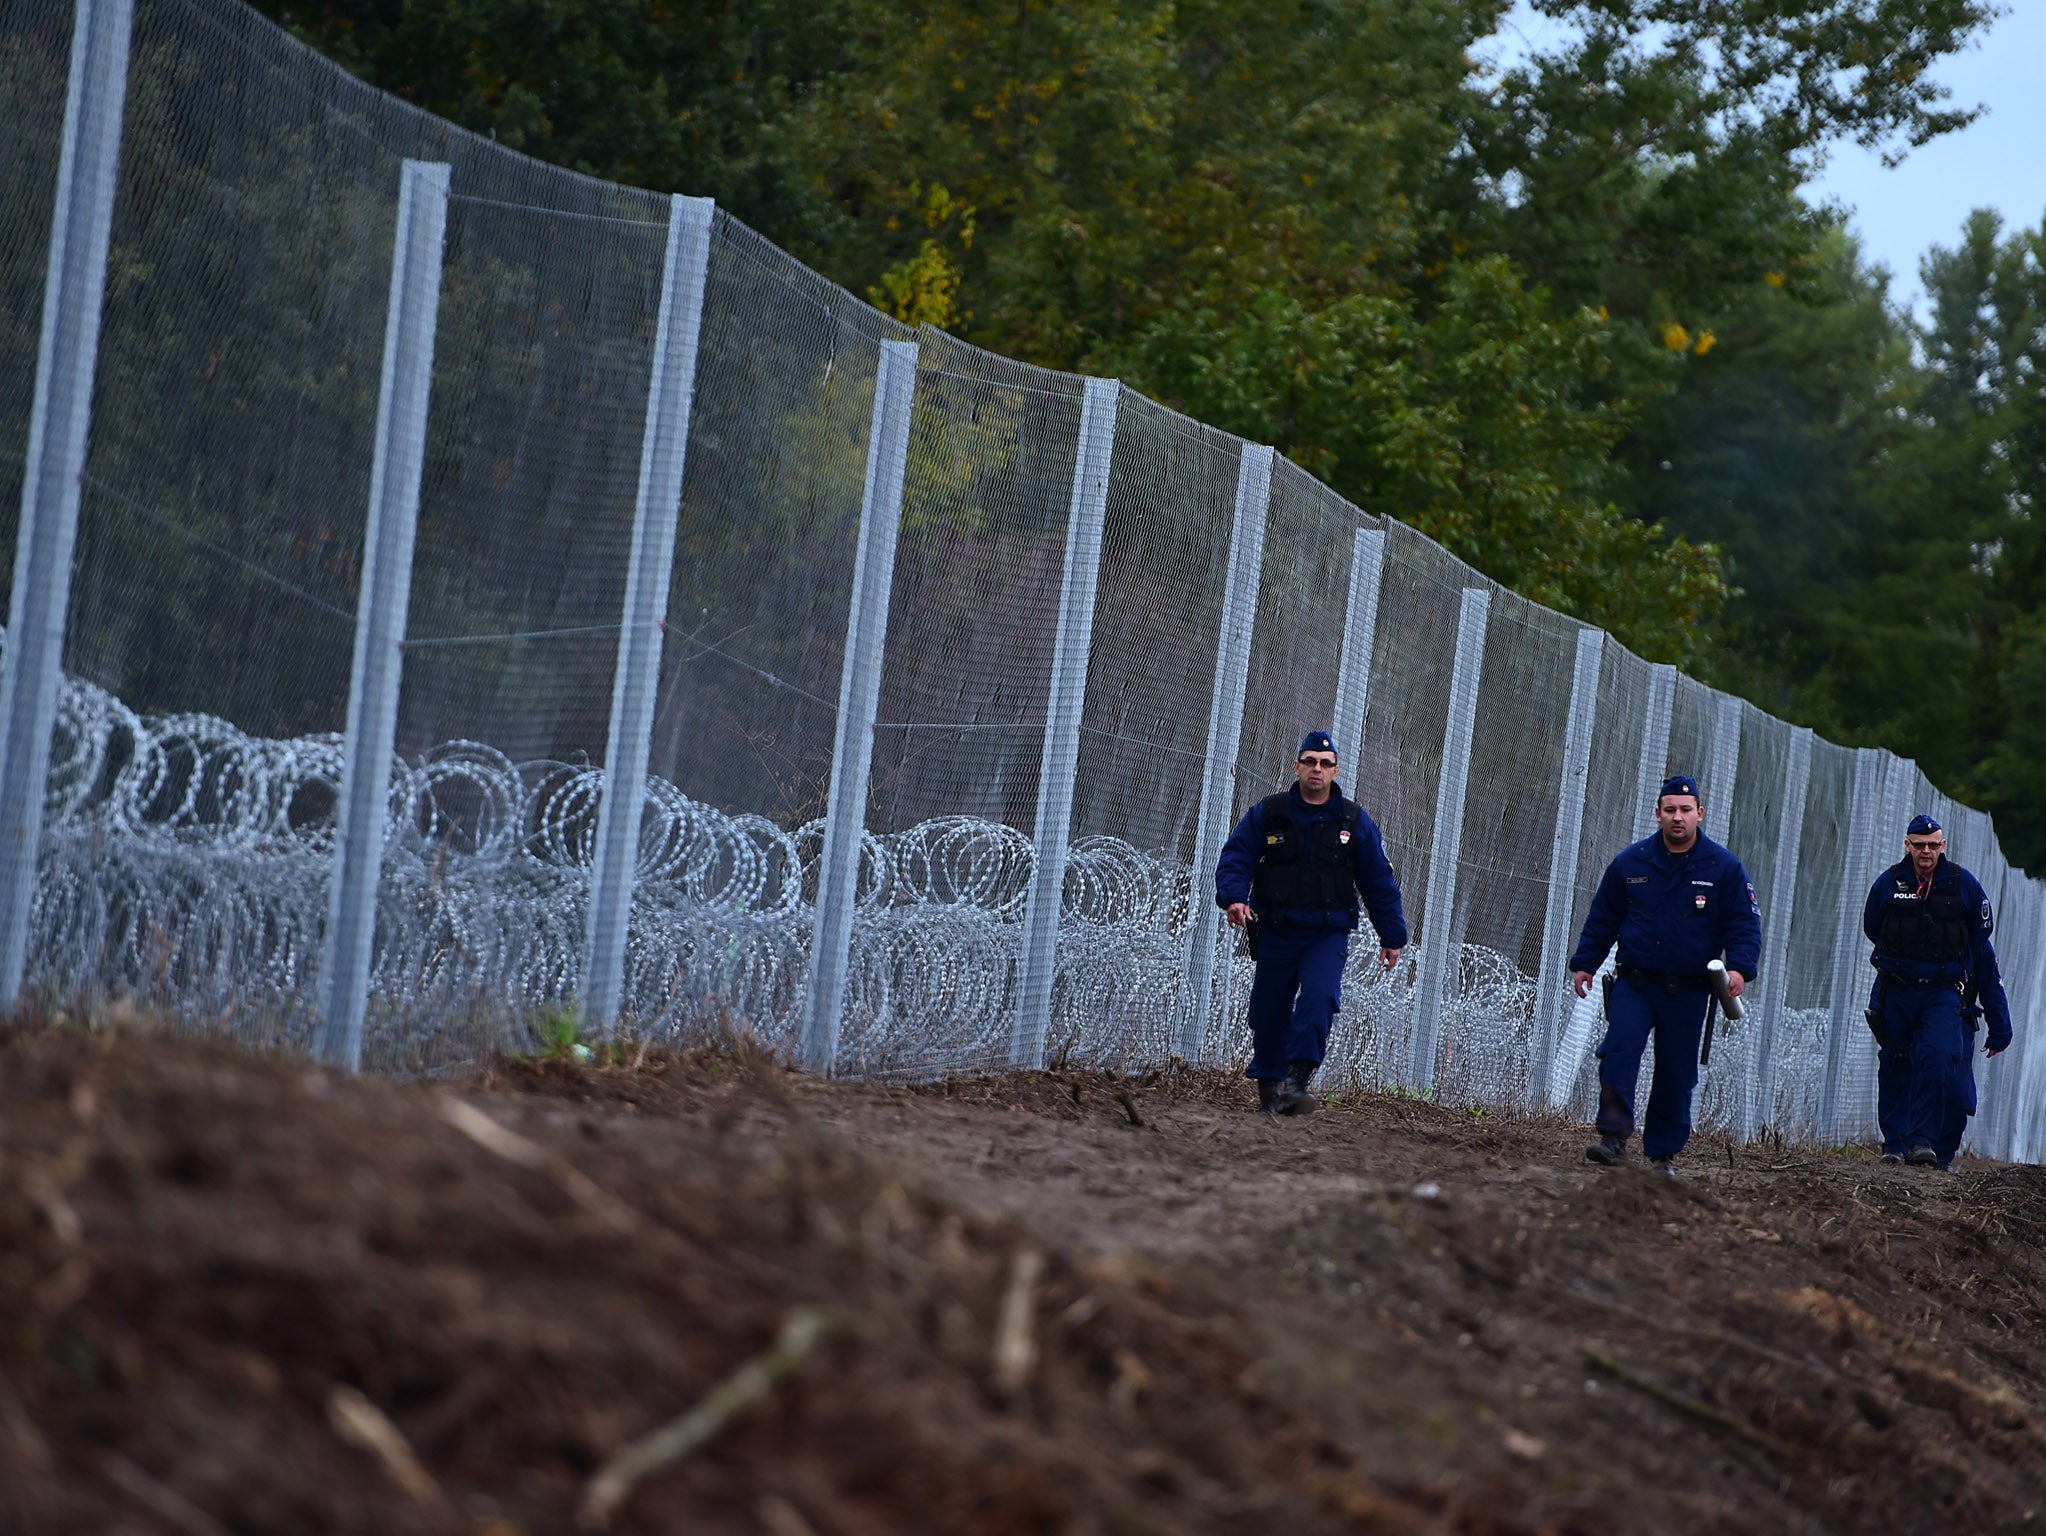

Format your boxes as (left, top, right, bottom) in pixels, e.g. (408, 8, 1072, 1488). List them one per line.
(1251, 794, 1362, 916)
(1877, 866, 1972, 963)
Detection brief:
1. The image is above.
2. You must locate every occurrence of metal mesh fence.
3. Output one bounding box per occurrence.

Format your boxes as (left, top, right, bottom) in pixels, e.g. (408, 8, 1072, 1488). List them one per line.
(0, 0, 70, 585)
(4, 0, 2043, 1153)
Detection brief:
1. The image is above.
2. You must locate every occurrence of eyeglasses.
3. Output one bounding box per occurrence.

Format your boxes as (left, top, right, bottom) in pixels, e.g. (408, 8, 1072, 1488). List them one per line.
(1296, 755, 1337, 770)
(1906, 839, 1946, 854)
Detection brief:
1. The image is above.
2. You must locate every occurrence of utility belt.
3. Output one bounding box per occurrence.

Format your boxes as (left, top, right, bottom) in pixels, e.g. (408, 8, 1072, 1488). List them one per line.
(1872, 967, 1965, 990)
(1240, 908, 1350, 960)
(1253, 908, 1353, 934)
(1615, 964, 1711, 995)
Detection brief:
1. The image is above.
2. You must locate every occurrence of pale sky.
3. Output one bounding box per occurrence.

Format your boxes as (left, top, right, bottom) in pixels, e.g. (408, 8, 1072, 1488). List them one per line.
(1475, 1, 2046, 319)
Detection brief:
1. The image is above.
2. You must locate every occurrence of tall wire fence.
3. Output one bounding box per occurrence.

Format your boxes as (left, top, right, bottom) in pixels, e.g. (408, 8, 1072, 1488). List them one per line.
(4, 0, 2042, 1156)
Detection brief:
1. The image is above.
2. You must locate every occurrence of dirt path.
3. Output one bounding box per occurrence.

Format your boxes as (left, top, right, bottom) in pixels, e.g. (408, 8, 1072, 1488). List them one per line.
(5, 1025, 2046, 1534)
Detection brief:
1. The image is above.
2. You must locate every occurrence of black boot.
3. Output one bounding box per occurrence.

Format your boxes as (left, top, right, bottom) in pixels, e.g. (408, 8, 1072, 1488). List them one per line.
(1277, 1061, 1319, 1116)
(1255, 1078, 1284, 1115)
(1585, 1135, 1626, 1165)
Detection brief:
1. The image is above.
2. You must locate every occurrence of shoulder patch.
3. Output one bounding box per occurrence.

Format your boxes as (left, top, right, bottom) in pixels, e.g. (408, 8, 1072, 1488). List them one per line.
(1747, 881, 1760, 916)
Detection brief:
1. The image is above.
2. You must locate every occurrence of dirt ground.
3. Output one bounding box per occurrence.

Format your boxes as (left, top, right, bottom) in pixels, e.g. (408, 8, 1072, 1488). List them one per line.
(6, 1019, 2046, 1535)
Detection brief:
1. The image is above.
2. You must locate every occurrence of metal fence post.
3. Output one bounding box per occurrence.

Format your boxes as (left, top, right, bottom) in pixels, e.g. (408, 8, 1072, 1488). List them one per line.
(1982, 852, 2020, 1159)
(801, 339, 918, 1073)
(2012, 892, 2046, 1162)
(1987, 879, 2023, 1159)
(1632, 664, 1677, 836)
(1011, 377, 1119, 1068)
(1819, 747, 1881, 1142)
(0, 0, 136, 1003)
(1179, 444, 1273, 1061)
(1330, 528, 1385, 776)
(581, 195, 715, 1034)
(1410, 586, 1491, 1091)
(1743, 725, 1811, 1139)
(1704, 693, 1742, 831)
(1978, 872, 2008, 1158)
(1530, 627, 1603, 1107)
(317, 159, 451, 1070)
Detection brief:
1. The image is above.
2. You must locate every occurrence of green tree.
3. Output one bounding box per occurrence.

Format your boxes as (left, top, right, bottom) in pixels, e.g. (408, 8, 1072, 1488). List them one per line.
(244, 0, 2016, 698)
(1134, 258, 1723, 661)
(1932, 212, 2046, 862)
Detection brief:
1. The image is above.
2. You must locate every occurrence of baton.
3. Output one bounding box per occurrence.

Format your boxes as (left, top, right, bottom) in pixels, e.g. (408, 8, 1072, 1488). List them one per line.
(1706, 959, 1744, 1021)
(1703, 960, 1742, 1067)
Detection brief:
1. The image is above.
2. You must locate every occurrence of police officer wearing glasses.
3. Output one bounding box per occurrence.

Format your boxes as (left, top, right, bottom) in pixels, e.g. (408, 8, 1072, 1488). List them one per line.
(1863, 814, 2012, 1170)
(1569, 775, 1761, 1176)
(1216, 731, 1407, 1115)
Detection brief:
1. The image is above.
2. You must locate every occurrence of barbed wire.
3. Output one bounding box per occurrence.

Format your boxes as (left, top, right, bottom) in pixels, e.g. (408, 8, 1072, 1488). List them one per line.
(23, 663, 1555, 1096)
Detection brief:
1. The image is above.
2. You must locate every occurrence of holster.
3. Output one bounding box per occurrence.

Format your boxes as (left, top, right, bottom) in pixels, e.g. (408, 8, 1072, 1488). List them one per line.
(1241, 916, 1259, 962)
(1600, 973, 1615, 1018)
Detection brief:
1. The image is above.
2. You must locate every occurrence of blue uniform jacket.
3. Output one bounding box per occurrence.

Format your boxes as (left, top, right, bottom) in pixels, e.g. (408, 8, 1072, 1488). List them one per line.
(1568, 831, 1762, 980)
(1214, 783, 1408, 947)
(1863, 858, 2013, 1048)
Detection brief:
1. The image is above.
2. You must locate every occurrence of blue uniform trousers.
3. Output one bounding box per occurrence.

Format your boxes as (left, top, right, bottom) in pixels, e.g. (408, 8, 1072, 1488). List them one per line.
(1872, 981, 1973, 1158)
(1872, 1025, 1910, 1159)
(1244, 925, 1349, 1079)
(1595, 977, 1709, 1161)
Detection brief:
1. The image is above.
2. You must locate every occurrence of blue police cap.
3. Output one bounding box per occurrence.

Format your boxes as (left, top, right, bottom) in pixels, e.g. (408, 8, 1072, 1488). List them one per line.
(1907, 814, 1943, 837)
(1298, 731, 1336, 759)
(1658, 774, 1700, 802)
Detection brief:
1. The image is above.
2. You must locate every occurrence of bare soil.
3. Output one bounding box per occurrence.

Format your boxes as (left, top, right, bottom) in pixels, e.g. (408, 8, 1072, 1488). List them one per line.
(5, 1019, 2046, 1535)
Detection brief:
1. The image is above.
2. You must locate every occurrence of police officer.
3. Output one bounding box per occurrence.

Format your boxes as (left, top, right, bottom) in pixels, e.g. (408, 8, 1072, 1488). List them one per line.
(1863, 814, 2012, 1169)
(1569, 775, 1761, 1175)
(1215, 731, 1407, 1115)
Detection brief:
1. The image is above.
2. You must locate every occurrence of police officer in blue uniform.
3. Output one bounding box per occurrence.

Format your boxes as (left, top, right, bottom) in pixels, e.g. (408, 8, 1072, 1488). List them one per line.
(1862, 814, 2012, 1169)
(1569, 775, 1762, 1175)
(1216, 732, 1407, 1115)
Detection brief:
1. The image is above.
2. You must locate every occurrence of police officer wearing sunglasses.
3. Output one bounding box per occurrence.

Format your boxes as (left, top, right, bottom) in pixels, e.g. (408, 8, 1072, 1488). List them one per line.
(1569, 775, 1761, 1176)
(1215, 731, 1407, 1115)
(1863, 814, 2012, 1170)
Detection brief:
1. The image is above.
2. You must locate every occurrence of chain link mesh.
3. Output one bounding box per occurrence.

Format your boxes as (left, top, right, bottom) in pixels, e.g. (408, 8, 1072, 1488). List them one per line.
(2, 0, 2041, 1149)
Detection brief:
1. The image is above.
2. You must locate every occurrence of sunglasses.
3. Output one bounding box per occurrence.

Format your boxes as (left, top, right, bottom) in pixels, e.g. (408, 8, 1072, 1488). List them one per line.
(1296, 755, 1337, 770)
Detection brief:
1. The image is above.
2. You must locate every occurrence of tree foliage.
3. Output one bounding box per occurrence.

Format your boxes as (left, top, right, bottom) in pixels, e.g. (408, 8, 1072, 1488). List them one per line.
(247, 0, 2046, 858)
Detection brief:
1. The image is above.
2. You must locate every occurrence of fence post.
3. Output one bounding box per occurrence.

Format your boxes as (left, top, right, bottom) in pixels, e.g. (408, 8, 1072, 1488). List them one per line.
(1179, 444, 1273, 1061)
(581, 195, 715, 1034)
(1410, 586, 1491, 1092)
(2012, 892, 2046, 1162)
(1704, 693, 1743, 830)
(1330, 528, 1385, 777)
(800, 339, 919, 1073)
(1632, 664, 1677, 836)
(1977, 852, 2019, 1158)
(0, 0, 136, 1004)
(1011, 377, 1119, 1068)
(1743, 726, 1811, 1140)
(317, 159, 451, 1070)
(1818, 747, 1882, 1142)
(1530, 627, 1603, 1107)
